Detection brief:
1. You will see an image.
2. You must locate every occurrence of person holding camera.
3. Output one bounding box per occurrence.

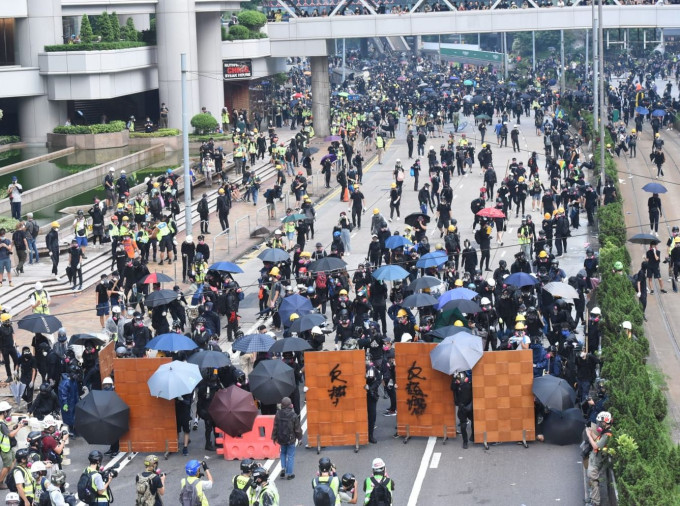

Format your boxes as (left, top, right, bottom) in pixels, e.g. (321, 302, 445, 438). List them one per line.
(11, 448, 35, 505)
(0, 402, 27, 490)
(180, 460, 212, 506)
(135, 455, 165, 506)
(80, 450, 113, 506)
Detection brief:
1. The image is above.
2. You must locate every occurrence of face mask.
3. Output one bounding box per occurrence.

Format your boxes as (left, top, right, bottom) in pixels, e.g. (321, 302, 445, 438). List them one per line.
(42, 352, 47, 357)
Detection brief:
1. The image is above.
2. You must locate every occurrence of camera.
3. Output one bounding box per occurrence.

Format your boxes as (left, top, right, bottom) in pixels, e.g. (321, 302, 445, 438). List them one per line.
(101, 468, 118, 480)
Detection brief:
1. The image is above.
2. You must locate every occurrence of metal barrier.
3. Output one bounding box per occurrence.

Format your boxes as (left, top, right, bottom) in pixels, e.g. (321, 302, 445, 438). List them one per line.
(234, 215, 251, 246)
(256, 205, 272, 226)
(212, 227, 231, 254)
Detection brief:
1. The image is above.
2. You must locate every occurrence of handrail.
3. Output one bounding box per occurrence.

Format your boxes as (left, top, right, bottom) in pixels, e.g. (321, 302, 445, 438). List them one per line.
(256, 205, 271, 226)
(234, 215, 251, 246)
(212, 227, 231, 254)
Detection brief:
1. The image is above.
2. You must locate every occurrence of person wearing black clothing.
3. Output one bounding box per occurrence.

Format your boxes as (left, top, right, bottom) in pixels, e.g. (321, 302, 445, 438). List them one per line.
(0, 317, 17, 381)
(67, 240, 84, 290)
(181, 236, 195, 284)
(484, 166, 497, 200)
(350, 185, 365, 229)
(451, 372, 474, 448)
(651, 148, 665, 178)
(321, 157, 333, 188)
(216, 189, 231, 232)
(648, 192, 662, 235)
(554, 212, 570, 257)
(406, 131, 414, 159)
(646, 243, 666, 293)
(389, 184, 401, 221)
(45, 223, 60, 276)
(196, 236, 210, 262)
(353, 152, 364, 183)
(364, 364, 382, 444)
(477, 222, 492, 271)
(198, 193, 210, 234)
(461, 240, 478, 276)
(89, 201, 105, 246)
(418, 183, 433, 214)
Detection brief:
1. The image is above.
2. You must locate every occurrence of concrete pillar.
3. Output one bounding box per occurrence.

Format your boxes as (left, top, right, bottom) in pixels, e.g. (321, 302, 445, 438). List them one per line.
(15, 0, 66, 143)
(360, 38, 369, 58)
(196, 12, 224, 123)
(310, 56, 330, 138)
(156, 0, 200, 130)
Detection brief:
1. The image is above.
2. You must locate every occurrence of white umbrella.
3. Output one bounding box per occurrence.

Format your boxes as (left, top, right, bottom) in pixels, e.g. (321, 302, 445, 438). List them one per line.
(147, 361, 201, 400)
(429, 331, 484, 375)
(543, 282, 579, 299)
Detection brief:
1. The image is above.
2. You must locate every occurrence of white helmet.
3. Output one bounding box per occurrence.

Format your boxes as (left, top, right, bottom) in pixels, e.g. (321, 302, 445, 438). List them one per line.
(185, 235, 193, 243)
(109, 167, 115, 172)
(0, 401, 11, 412)
(311, 326, 323, 335)
(596, 411, 613, 425)
(111, 305, 121, 314)
(372, 458, 385, 472)
(35, 282, 43, 291)
(429, 145, 434, 150)
(274, 229, 282, 235)
(401, 333, 413, 342)
(591, 307, 601, 316)
(42, 415, 57, 430)
(102, 377, 114, 386)
(487, 278, 496, 287)
(5, 492, 20, 503)
(621, 321, 632, 330)
(30, 462, 47, 473)
(480, 297, 491, 306)
(396, 158, 401, 163)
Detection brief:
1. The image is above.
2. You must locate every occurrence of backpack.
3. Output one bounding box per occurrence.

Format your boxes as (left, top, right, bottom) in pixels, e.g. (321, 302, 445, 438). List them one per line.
(474, 229, 483, 245)
(367, 476, 392, 506)
(37, 478, 51, 506)
(274, 412, 294, 445)
(312, 477, 337, 506)
(179, 478, 202, 506)
(77, 469, 96, 504)
(5, 466, 20, 493)
(135, 473, 156, 506)
(316, 271, 327, 289)
(198, 199, 208, 214)
(229, 487, 250, 506)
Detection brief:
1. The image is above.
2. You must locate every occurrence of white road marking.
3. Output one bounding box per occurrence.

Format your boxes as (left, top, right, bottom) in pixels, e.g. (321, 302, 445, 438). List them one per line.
(103, 451, 131, 470)
(110, 452, 137, 472)
(501, 250, 506, 257)
(429, 452, 441, 469)
(407, 437, 437, 506)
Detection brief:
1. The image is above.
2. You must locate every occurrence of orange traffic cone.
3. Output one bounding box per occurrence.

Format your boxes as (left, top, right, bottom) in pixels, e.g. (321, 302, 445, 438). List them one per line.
(342, 187, 350, 202)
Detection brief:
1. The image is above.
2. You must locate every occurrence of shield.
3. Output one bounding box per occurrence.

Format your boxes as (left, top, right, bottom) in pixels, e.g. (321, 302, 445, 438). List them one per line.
(628, 233, 661, 245)
(641, 182, 667, 194)
(208, 262, 244, 274)
(372, 265, 409, 282)
(404, 213, 431, 227)
(209, 385, 259, 437)
(147, 361, 202, 399)
(146, 333, 198, 352)
(187, 350, 231, 369)
(402, 293, 439, 308)
(249, 360, 296, 405)
(476, 207, 506, 219)
(258, 248, 290, 263)
(543, 282, 579, 300)
(504, 272, 539, 287)
(532, 375, 576, 411)
(279, 294, 314, 323)
(542, 408, 587, 446)
(416, 251, 448, 269)
(269, 337, 312, 354)
(17, 314, 62, 334)
(384, 235, 413, 250)
(145, 289, 178, 308)
(409, 276, 442, 291)
(232, 334, 276, 353)
(437, 287, 478, 308)
(69, 334, 106, 346)
(74, 390, 130, 445)
(289, 313, 326, 334)
(142, 272, 174, 284)
(430, 331, 483, 374)
(440, 299, 482, 314)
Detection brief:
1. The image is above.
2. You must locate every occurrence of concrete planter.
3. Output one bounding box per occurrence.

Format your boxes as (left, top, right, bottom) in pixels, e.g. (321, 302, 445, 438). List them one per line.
(47, 130, 130, 150)
(129, 135, 183, 152)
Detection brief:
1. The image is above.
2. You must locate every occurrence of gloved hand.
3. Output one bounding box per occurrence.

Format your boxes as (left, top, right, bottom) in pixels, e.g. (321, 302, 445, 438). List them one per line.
(202, 461, 209, 471)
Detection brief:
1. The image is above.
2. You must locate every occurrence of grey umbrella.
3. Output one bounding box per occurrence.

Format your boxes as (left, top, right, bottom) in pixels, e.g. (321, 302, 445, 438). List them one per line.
(408, 276, 442, 291)
(402, 293, 439, 308)
(543, 282, 579, 300)
(429, 331, 483, 374)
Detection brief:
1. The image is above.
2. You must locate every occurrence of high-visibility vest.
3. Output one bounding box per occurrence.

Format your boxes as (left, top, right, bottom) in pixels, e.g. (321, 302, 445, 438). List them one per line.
(15, 466, 35, 498)
(134, 201, 147, 215)
(32, 290, 50, 314)
(0, 423, 10, 452)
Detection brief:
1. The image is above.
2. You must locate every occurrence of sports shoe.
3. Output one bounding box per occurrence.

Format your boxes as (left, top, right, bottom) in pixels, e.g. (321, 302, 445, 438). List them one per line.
(182, 446, 188, 456)
(383, 410, 396, 417)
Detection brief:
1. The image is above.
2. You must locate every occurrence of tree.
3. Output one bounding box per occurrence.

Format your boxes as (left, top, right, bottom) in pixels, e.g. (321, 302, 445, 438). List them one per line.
(110, 12, 121, 41)
(98, 12, 114, 42)
(237, 10, 267, 31)
(80, 14, 94, 43)
(228, 25, 250, 40)
(190, 113, 218, 135)
(124, 17, 138, 42)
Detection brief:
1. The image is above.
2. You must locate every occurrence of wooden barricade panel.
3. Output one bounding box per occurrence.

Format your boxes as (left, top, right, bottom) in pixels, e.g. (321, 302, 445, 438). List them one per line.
(395, 343, 457, 438)
(98, 341, 115, 383)
(304, 350, 369, 448)
(472, 350, 535, 444)
(114, 357, 179, 453)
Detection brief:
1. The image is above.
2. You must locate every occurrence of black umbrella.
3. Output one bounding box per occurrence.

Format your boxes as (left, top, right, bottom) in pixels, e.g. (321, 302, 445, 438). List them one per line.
(209, 385, 259, 437)
(408, 276, 442, 291)
(308, 256, 347, 273)
(269, 337, 312, 354)
(289, 313, 326, 334)
(532, 375, 576, 411)
(69, 334, 106, 346)
(542, 408, 587, 446)
(440, 299, 482, 314)
(74, 390, 130, 445)
(187, 350, 231, 369)
(628, 233, 660, 245)
(402, 293, 439, 308)
(232, 334, 276, 353)
(427, 325, 469, 341)
(17, 314, 62, 334)
(404, 213, 431, 227)
(258, 248, 290, 263)
(249, 360, 296, 405)
(145, 289, 178, 308)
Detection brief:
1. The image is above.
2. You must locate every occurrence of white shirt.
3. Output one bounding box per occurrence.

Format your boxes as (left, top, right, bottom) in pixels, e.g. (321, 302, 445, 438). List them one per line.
(10, 183, 22, 203)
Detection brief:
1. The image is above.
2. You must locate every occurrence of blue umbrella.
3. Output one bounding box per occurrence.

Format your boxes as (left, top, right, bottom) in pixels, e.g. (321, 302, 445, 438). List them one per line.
(635, 106, 649, 115)
(385, 235, 413, 250)
(209, 261, 244, 274)
(450, 76, 460, 81)
(505, 272, 539, 287)
(372, 265, 409, 281)
(232, 334, 276, 353)
(651, 109, 666, 117)
(416, 251, 448, 269)
(423, 87, 434, 93)
(641, 182, 667, 194)
(147, 361, 201, 399)
(437, 287, 478, 309)
(146, 333, 198, 352)
(279, 294, 314, 324)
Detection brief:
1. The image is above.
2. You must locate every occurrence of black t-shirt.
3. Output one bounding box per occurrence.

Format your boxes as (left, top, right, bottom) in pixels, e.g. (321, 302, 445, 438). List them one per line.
(68, 246, 83, 267)
(437, 203, 451, 221)
(96, 283, 109, 304)
(646, 248, 661, 268)
(350, 191, 364, 209)
(136, 471, 163, 506)
(18, 355, 35, 384)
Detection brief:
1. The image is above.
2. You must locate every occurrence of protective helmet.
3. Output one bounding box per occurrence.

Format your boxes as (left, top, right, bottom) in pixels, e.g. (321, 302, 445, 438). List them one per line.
(596, 411, 613, 425)
(15, 448, 30, 462)
(539, 251, 548, 258)
(341, 472, 356, 489)
(518, 177, 525, 183)
(35, 281, 43, 291)
(185, 460, 202, 476)
(590, 307, 601, 316)
(391, 182, 397, 189)
(655, 133, 660, 138)
(397, 309, 408, 318)
(30, 461, 47, 473)
(319, 457, 332, 473)
(448, 225, 456, 232)
(515, 322, 526, 330)
(613, 261, 624, 271)
(269, 267, 280, 276)
(453, 320, 464, 327)
(334, 231, 341, 238)
(487, 278, 496, 287)
(274, 229, 282, 235)
(515, 314, 526, 322)
(42, 415, 57, 429)
(373, 208, 380, 215)
(88, 450, 104, 464)
(252, 466, 268, 483)
(240, 458, 256, 473)
(631, 129, 636, 133)
(218, 188, 225, 194)
(39, 383, 52, 395)
(289, 313, 299, 321)
(480, 297, 491, 306)
(339, 289, 348, 296)
(5, 493, 20, 504)
(675, 237, 680, 244)
(454, 279, 463, 287)
(50, 470, 66, 487)
(557, 207, 565, 214)
(51, 221, 60, 229)
(27, 431, 43, 445)
(621, 321, 632, 330)
(102, 377, 113, 386)
(311, 326, 323, 335)
(372, 458, 386, 474)
(144, 455, 159, 467)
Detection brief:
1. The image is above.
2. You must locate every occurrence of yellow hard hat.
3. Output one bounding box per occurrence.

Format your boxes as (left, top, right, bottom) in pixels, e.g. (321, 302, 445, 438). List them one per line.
(153, 182, 160, 188)
(454, 279, 464, 287)
(51, 221, 60, 228)
(655, 133, 660, 138)
(339, 289, 348, 296)
(117, 203, 124, 209)
(631, 129, 636, 133)
(391, 182, 397, 189)
(0, 314, 11, 322)
(544, 213, 551, 220)
(515, 314, 526, 322)
(122, 216, 129, 221)
(518, 177, 525, 183)
(448, 225, 456, 232)
(557, 207, 565, 214)
(289, 313, 299, 321)
(373, 208, 380, 215)
(253, 128, 258, 133)
(675, 237, 680, 244)
(269, 267, 280, 276)
(453, 320, 464, 327)
(482, 143, 487, 148)
(300, 251, 311, 258)
(606, 143, 611, 149)
(397, 309, 408, 318)
(218, 188, 225, 194)
(539, 251, 548, 258)
(515, 322, 526, 330)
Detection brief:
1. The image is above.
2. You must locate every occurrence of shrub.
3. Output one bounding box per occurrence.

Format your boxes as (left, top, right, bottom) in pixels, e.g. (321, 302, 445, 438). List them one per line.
(124, 17, 138, 42)
(98, 12, 114, 42)
(598, 203, 627, 248)
(0, 217, 19, 232)
(237, 10, 267, 30)
(0, 136, 20, 145)
(190, 114, 218, 135)
(130, 129, 180, 138)
(53, 120, 126, 135)
(80, 14, 94, 43)
(111, 12, 121, 41)
(228, 25, 251, 40)
(188, 133, 232, 142)
(44, 42, 148, 52)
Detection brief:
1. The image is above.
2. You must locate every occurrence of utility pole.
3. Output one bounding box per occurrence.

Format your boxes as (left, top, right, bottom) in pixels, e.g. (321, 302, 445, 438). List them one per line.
(342, 38, 346, 82)
(532, 31, 536, 72)
(598, 0, 606, 188)
(592, 2, 599, 137)
(560, 29, 565, 94)
(181, 53, 192, 231)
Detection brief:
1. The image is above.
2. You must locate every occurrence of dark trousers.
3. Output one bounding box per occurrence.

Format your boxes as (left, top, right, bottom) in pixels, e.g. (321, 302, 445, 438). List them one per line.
(372, 305, 387, 335)
(351, 207, 362, 228)
(390, 204, 400, 219)
(457, 405, 474, 445)
(367, 397, 377, 440)
(50, 252, 59, 275)
(70, 266, 83, 288)
(650, 211, 659, 232)
(555, 237, 567, 256)
(2, 348, 17, 379)
(219, 212, 230, 231)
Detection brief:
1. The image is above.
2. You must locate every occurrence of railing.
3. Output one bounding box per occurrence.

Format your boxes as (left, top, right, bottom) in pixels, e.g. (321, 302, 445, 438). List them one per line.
(256, 205, 272, 226)
(213, 227, 231, 254)
(234, 215, 251, 247)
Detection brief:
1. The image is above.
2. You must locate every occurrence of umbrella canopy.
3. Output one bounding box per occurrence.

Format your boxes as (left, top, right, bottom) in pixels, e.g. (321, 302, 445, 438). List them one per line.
(324, 135, 342, 142)
(187, 350, 231, 369)
(404, 212, 431, 227)
(145, 289, 178, 308)
(416, 251, 448, 269)
(635, 106, 649, 115)
(430, 331, 483, 374)
(440, 299, 482, 314)
(477, 207, 506, 219)
(292, 92, 303, 99)
(338, 92, 349, 98)
(74, 390, 130, 445)
(17, 314, 62, 334)
(209, 385, 259, 437)
(372, 265, 409, 281)
(651, 109, 666, 117)
(397, 76, 406, 81)
(437, 287, 478, 308)
(142, 272, 174, 284)
(641, 182, 667, 194)
(232, 334, 276, 353)
(543, 282, 579, 300)
(542, 408, 586, 446)
(289, 313, 326, 334)
(532, 375, 576, 411)
(308, 256, 347, 273)
(269, 337, 312, 354)
(209, 261, 244, 274)
(427, 325, 469, 341)
(409, 276, 442, 291)
(249, 360, 296, 405)
(628, 233, 661, 245)
(384, 235, 413, 250)
(504, 272, 539, 287)
(279, 294, 314, 323)
(69, 334, 106, 346)
(320, 153, 337, 164)
(402, 293, 439, 308)
(258, 248, 290, 263)
(146, 333, 198, 352)
(281, 214, 307, 223)
(475, 113, 491, 120)
(464, 79, 474, 86)
(147, 361, 202, 399)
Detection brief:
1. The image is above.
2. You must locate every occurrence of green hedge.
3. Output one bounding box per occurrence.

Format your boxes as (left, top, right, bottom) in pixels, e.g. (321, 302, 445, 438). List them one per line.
(189, 133, 232, 142)
(0, 136, 20, 145)
(53, 120, 126, 135)
(44, 41, 148, 52)
(190, 114, 218, 135)
(130, 129, 180, 138)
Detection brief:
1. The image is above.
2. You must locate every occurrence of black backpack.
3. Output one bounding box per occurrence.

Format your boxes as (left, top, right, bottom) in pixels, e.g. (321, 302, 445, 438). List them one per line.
(312, 477, 336, 506)
(367, 476, 392, 506)
(77, 469, 96, 504)
(229, 488, 250, 506)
